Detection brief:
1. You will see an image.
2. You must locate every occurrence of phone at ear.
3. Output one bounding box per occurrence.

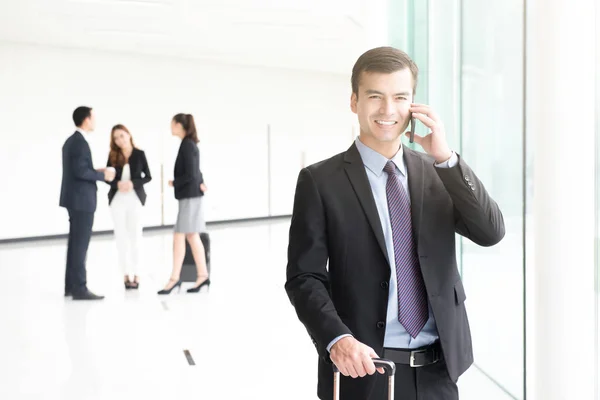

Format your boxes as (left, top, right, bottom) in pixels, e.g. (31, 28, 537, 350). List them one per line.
(409, 114, 416, 143)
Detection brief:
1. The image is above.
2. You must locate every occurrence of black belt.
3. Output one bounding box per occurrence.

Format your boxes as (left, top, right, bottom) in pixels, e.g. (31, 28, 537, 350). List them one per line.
(383, 341, 442, 368)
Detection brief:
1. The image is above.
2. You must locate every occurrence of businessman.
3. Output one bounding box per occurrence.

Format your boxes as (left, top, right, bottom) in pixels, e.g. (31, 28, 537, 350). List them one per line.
(60, 106, 115, 300)
(285, 47, 505, 400)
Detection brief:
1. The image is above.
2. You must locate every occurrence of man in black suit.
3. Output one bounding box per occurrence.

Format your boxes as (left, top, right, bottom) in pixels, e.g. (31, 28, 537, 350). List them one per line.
(285, 47, 505, 400)
(60, 106, 115, 300)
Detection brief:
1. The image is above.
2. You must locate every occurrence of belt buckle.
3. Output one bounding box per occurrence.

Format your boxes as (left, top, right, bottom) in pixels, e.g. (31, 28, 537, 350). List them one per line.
(409, 349, 425, 368)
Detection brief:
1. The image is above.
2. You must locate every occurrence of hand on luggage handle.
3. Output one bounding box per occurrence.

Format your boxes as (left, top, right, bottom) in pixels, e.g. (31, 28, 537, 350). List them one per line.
(332, 358, 396, 400)
(332, 358, 396, 376)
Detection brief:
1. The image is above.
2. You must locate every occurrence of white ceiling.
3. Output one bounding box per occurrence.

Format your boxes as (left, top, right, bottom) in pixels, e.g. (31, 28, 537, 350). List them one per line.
(0, 0, 386, 74)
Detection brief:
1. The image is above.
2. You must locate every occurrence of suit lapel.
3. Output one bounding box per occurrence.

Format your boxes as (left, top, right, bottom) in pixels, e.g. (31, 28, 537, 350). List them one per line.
(343, 143, 390, 265)
(130, 148, 138, 169)
(403, 148, 424, 247)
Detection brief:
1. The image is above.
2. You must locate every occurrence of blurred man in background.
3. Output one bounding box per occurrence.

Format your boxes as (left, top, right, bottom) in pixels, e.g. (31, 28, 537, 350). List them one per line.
(60, 106, 115, 300)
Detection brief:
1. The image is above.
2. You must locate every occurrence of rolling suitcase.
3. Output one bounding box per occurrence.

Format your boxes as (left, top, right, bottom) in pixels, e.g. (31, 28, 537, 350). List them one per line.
(181, 232, 211, 282)
(333, 358, 396, 400)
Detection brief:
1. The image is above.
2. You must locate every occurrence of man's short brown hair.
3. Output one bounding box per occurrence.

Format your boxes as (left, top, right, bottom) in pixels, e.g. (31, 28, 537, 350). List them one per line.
(351, 47, 419, 97)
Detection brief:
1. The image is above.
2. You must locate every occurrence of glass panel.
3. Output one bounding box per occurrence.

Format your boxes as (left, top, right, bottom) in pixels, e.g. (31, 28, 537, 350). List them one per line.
(388, 0, 525, 396)
(596, 0, 600, 395)
(389, 0, 429, 152)
(461, 0, 525, 398)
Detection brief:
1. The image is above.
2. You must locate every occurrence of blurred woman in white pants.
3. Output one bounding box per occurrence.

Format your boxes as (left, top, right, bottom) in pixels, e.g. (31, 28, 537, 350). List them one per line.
(106, 124, 152, 289)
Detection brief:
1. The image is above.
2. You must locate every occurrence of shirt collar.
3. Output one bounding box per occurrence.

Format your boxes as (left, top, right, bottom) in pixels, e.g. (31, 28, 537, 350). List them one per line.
(76, 127, 90, 142)
(354, 136, 406, 177)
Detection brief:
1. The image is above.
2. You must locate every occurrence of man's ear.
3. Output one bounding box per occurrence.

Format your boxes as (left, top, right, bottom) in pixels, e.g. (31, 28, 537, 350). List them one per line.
(350, 93, 358, 114)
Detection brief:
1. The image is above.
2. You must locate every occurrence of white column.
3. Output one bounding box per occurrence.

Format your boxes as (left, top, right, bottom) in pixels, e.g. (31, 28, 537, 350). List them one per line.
(528, 0, 597, 398)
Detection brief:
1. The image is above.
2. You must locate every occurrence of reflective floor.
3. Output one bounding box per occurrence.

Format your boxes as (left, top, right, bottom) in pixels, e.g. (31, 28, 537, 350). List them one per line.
(0, 218, 512, 399)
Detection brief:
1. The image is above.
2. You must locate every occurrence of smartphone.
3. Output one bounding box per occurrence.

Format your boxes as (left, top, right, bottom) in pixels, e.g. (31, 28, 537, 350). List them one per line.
(409, 114, 416, 143)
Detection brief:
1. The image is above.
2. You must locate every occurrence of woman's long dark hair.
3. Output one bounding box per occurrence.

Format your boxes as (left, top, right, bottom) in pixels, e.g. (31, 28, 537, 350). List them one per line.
(172, 113, 199, 143)
(109, 124, 136, 167)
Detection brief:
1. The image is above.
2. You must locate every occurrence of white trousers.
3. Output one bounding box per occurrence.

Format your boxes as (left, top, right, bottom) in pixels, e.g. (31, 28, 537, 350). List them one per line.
(110, 191, 143, 277)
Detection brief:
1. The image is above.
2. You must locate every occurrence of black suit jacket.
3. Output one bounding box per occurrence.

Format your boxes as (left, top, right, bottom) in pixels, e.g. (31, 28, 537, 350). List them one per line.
(285, 143, 505, 400)
(59, 131, 105, 213)
(173, 137, 204, 200)
(106, 148, 152, 205)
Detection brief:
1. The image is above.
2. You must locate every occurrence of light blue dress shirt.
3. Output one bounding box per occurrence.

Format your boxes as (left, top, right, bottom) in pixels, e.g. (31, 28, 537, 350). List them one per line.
(327, 137, 458, 351)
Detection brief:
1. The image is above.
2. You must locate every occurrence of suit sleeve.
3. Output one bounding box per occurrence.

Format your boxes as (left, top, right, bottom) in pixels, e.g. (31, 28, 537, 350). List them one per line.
(198, 148, 204, 186)
(173, 141, 199, 190)
(285, 168, 352, 359)
(106, 156, 118, 188)
(71, 140, 104, 183)
(435, 154, 505, 246)
(132, 151, 152, 188)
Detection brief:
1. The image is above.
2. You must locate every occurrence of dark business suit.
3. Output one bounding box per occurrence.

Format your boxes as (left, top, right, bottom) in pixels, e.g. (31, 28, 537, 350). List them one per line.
(285, 143, 504, 400)
(59, 131, 105, 295)
(106, 148, 152, 205)
(173, 137, 204, 200)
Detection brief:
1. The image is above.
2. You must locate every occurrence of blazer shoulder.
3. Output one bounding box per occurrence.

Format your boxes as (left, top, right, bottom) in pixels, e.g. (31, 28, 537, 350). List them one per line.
(182, 137, 197, 147)
(306, 151, 345, 174)
(72, 131, 84, 140)
(65, 131, 78, 143)
(304, 151, 347, 186)
(69, 133, 88, 150)
(179, 138, 198, 154)
(63, 134, 73, 147)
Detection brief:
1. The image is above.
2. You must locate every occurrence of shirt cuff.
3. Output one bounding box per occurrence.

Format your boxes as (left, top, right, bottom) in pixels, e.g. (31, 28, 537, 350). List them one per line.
(327, 334, 353, 353)
(434, 151, 458, 168)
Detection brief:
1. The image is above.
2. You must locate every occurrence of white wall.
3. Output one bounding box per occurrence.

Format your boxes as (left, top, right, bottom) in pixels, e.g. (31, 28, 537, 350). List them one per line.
(0, 42, 356, 240)
(528, 0, 597, 398)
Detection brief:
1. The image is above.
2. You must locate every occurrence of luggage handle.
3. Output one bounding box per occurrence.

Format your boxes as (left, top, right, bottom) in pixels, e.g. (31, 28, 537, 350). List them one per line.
(332, 358, 396, 400)
(332, 358, 396, 376)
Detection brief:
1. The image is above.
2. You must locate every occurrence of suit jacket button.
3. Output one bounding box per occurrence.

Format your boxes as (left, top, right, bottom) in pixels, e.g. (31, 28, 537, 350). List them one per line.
(377, 321, 385, 329)
(381, 281, 388, 289)
(464, 175, 470, 182)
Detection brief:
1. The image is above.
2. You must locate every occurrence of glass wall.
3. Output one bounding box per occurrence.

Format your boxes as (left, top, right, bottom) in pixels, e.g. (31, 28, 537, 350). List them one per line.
(461, 0, 525, 397)
(390, 0, 526, 398)
(596, 0, 600, 395)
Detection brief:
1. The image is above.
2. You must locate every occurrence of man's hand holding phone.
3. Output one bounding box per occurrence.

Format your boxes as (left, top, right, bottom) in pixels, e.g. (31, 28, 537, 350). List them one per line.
(406, 103, 453, 164)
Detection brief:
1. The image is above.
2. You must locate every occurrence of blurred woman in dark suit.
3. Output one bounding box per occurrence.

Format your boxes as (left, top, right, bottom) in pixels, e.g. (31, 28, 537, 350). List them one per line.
(158, 113, 209, 295)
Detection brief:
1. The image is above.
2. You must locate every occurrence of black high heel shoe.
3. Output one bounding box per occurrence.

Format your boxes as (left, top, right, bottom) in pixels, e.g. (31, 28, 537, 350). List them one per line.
(157, 278, 182, 295)
(131, 276, 140, 290)
(187, 277, 211, 293)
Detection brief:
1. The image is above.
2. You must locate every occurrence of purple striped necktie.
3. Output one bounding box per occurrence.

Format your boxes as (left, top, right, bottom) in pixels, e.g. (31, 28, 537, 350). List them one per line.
(383, 161, 428, 338)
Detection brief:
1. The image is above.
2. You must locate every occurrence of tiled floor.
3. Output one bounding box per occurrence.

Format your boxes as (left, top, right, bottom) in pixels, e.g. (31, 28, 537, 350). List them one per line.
(0, 218, 514, 399)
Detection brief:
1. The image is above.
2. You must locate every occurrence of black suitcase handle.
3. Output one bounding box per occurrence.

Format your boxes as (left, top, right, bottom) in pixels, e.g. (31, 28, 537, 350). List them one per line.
(332, 358, 396, 400)
(332, 358, 396, 376)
